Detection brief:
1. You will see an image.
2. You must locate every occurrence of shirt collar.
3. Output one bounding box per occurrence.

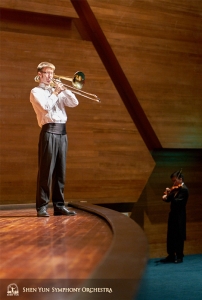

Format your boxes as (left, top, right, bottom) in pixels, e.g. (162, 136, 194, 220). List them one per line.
(39, 83, 52, 90)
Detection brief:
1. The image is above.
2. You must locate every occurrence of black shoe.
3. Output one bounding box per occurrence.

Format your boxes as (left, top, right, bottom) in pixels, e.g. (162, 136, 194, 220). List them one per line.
(37, 207, 49, 217)
(175, 258, 183, 263)
(160, 255, 175, 263)
(54, 207, 77, 216)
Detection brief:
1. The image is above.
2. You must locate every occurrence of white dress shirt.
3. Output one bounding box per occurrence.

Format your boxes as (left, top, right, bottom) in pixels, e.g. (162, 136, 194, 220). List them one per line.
(30, 83, 79, 127)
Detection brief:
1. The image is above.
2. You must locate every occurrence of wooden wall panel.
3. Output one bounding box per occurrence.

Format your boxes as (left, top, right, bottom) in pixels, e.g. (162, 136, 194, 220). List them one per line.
(0, 0, 77, 17)
(0, 9, 154, 204)
(1, 0, 201, 149)
(88, 0, 202, 149)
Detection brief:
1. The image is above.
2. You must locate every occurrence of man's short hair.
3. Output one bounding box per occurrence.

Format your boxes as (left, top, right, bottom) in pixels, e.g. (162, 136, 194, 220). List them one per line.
(37, 62, 55, 72)
(170, 170, 184, 180)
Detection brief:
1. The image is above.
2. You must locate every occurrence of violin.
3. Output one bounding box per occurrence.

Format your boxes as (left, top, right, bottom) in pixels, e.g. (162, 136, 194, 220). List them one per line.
(162, 184, 183, 200)
(162, 168, 183, 201)
(169, 183, 183, 192)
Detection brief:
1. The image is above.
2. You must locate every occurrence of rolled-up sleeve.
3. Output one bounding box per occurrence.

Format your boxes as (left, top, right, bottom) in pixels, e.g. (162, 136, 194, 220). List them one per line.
(62, 89, 79, 107)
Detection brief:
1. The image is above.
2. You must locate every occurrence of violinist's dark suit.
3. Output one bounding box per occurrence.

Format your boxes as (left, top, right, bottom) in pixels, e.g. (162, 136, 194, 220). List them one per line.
(165, 183, 189, 261)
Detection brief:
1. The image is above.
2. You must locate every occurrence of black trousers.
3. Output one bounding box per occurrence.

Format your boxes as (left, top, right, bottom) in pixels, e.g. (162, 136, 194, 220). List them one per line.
(36, 126, 68, 211)
(167, 211, 186, 258)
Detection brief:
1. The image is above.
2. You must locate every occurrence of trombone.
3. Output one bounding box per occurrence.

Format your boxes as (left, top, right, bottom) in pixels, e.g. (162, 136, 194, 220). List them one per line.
(34, 71, 100, 103)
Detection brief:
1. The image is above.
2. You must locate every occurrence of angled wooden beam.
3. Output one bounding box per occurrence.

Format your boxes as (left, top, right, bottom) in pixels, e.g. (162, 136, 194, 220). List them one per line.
(71, 0, 162, 151)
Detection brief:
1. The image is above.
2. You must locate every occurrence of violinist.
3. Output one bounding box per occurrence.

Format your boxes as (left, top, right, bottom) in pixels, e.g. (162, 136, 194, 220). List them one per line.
(160, 170, 189, 263)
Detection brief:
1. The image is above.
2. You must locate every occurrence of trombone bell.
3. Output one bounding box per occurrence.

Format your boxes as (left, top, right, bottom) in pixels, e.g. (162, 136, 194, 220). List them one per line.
(53, 71, 85, 90)
(73, 71, 85, 89)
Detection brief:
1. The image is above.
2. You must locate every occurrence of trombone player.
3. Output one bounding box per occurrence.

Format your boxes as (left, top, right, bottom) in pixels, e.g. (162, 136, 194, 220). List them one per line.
(30, 62, 79, 217)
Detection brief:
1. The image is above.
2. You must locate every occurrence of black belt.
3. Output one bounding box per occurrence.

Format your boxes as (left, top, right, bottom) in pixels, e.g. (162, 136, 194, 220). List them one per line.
(42, 123, 66, 135)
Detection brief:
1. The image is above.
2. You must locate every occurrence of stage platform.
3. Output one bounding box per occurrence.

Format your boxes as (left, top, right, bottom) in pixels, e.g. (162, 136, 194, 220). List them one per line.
(0, 202, 148, 300)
